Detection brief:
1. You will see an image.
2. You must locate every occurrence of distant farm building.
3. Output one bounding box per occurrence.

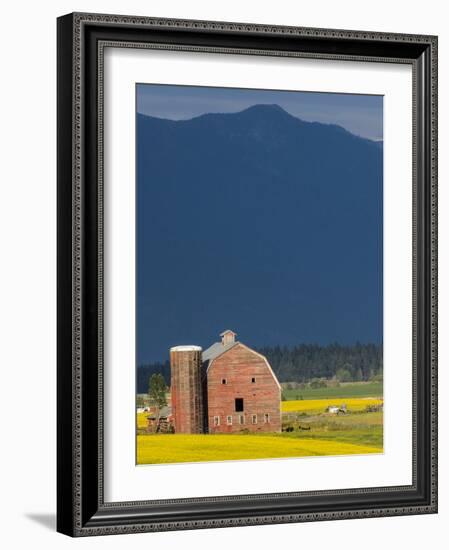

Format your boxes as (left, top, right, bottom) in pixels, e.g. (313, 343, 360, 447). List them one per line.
(170, 331, 281, 434)
(326, 404, 347, 415)
(146, 405, 174, 433)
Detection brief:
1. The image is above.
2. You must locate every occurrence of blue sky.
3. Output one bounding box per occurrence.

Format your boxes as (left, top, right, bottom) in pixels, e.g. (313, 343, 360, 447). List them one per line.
(137, 84, 383, 141)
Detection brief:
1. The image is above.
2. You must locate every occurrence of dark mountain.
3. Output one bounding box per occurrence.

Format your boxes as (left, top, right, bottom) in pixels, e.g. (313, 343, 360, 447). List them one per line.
(137, 104, 383, 363)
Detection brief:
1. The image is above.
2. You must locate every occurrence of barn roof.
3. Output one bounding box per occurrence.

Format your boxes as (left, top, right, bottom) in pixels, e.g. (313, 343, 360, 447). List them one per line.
(202, 340, 238, 363)
(146, 405, 172, 419)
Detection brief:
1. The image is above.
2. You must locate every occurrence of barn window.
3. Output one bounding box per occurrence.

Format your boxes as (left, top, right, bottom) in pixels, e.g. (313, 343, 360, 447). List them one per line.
(222, 379, 227, 385)
(239, 415, 245, 425)
(227, 415, 232, 425)
(235, 398, 244, 412)
(252, 414, 257, 424)
(213, 416, 220, 426)
(251, 377, 256, 383)
(264, 413, 270, 423)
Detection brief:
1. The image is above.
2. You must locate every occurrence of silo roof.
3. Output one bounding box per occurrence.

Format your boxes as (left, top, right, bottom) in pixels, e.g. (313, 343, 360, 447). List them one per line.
(170, 345, 202, 352)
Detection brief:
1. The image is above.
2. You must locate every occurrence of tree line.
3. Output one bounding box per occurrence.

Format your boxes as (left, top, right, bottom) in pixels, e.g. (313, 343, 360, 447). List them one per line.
(137, 343, 382, 393)
(258, 342, 382, 384)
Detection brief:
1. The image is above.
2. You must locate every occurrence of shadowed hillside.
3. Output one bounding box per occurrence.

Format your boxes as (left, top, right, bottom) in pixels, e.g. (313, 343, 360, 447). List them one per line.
(137, 105, 383, 363)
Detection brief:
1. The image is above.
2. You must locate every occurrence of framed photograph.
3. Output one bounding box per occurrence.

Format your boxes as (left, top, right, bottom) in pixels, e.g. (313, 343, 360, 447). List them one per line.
(57, 12, 438, 536)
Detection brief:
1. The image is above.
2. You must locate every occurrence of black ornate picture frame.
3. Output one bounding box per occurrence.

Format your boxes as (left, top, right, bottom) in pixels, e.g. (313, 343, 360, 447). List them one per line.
(57, 12, 438, 536)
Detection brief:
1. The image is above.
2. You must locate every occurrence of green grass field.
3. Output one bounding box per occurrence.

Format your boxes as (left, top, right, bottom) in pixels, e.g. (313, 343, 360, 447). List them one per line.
(282, 411, 383, 448)
(282, 381, 383, 400)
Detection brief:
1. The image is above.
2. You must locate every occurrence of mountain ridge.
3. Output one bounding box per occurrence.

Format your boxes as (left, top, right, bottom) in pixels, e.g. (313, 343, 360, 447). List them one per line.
(137, 103, 380, 144)
(136, 104, 383, 363)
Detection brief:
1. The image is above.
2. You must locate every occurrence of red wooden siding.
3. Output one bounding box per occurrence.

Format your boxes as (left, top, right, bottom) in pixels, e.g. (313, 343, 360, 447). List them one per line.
(206, 343, 281, 433)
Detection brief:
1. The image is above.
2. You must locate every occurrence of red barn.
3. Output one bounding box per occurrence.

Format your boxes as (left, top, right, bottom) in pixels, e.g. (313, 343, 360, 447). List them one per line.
(170, 331, 282, 434)
(202, 331, 282, 433)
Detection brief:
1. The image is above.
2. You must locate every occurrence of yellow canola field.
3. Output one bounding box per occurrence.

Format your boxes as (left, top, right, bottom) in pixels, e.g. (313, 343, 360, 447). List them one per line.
(281, 398, 383, 415)
(137, 412, 149, 429)
(137, 433, 381, 465)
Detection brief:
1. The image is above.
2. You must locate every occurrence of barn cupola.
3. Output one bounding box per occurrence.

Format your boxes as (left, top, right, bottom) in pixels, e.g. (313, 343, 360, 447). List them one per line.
(220, 330, 237, 346)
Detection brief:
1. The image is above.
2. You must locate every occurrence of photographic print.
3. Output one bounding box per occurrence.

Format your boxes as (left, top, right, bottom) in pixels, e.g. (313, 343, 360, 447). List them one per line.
(57, 14, 437, 534)
(136, 83, 384, 465)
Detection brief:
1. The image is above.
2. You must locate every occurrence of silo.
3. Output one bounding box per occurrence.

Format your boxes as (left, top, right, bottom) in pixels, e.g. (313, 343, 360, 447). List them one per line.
(170, 345, 204, 434)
